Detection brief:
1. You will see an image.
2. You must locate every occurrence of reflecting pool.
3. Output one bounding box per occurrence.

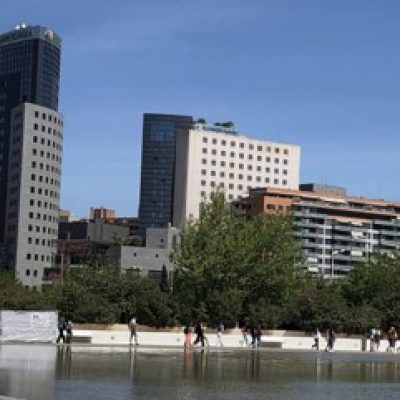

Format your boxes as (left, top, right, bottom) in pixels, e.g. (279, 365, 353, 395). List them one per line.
(1, 345, 400, 399)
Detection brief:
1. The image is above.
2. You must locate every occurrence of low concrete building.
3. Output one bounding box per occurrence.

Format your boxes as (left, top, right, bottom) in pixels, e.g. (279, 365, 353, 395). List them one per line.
(107, 226, 180, 283)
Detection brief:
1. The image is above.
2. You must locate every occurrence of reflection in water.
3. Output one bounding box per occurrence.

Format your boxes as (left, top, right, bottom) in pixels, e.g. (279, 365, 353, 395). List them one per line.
(56, 346, 72, 378)
(1, 346, 400, 400)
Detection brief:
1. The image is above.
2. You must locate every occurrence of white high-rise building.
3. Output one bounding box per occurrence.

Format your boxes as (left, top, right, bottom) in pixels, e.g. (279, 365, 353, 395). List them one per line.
(5, 103, 63, 287)
(173, 123, 300, 227)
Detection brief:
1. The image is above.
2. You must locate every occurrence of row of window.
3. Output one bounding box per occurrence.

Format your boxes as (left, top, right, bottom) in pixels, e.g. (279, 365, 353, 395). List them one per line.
(29, 199, 58, 211)
(32, 135, 63, 151)
(200, 191, 236, 201)
(33, 123, 63, 139)
(27, 237, 56, 247)
(30, 186, 59, 199)
(25, 269, 39, 277)
(201, 137, 290, 155)
(32, 148, 62, 163)
(34, 110, 63, 127)
(201, 168, 288, 177)
(201, 150, 290, 163)
(28, 224, 57, 235)
(200, 178, 288, 189)
(26, 253, 52, 262)
(31, 161, 61, 175)
(31, 173, 60, 187)
(28, 211, 58, 224)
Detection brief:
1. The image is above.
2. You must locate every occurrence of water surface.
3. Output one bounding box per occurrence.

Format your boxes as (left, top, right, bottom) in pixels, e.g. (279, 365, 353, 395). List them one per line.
(1, 345, 400, 399)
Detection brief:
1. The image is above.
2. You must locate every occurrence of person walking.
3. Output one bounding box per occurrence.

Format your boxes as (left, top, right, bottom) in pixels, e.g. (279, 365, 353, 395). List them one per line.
(56, 316, 66, 344)
(255, 324, 262, 348)
(312, 328, 321, 351)
(129, 317, 139, 346)
(216, 321, 224, 347)
(183, 323, 192, 349)
(387, 326, 397, 352)
(193, 322, 205, 348)
(65, 320, 73, 344)
(325, 328, 336, 352)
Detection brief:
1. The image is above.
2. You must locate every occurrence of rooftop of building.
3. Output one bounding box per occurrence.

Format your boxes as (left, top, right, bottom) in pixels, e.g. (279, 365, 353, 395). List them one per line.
(0, 24, 61, 48)
(191, 122, 300, 148)
(248, 185, 400, 209)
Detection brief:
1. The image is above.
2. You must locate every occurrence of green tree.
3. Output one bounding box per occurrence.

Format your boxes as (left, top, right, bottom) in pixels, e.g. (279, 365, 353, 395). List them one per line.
(172, 192, 302, 327)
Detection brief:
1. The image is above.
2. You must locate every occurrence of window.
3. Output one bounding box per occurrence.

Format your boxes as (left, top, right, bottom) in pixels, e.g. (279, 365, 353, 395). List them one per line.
(202, 137, 208, 143)
(220, 161, 226, 167)
(248, 154, 253, 160)
(33, 136, 38, 143)
(26, 254, 31, 260)
(33, 123, 38, 130)
(257, 156, 262, 161)
(275, 158, 279, 164)
(283, 149, 289, 155)
(257, 166, 261, 172)
(249, 144, 254, 150)
(211, 171, 216, 176)
(283, 179, 288, 185)
(283, 159, 288, 165)
(221, 140, 226, 146)
(202, 148, 207, 154)
(247, 175, 252, 181)
(210, 181, 216, 188)
(201, 180, 206, 186)
(283, 169, 288, 175)
(274, 168, 279, 174)
(274, 179, 279, 184)
(230, 152, 235, 158)
(239, 153, 244, 159)
(220, 172, 225, 178)
(221, 151, 226, 156)
(201, 191, 206, 197)
(239, 164, 244, 170)
(229, 173, 234, 179)
(247, 165, 252, 171)
(212, 138, 217, 145)
(201, 169, 207, 176)
(26, 268, 31, 275)
(202, 159, 207, 165)
(230, 141, 236, 147)
(265, 177, 270, 183)
(238, 174, 243, 180)
(211, 160, 216, 166)
(275, 148, 280, 154)
(256, 176, 261, 182)
(266, 157, 271, 162)
(238, 184, 243, 190)
(257, 145, 262, 151)
(211, 149, 217, 155)
(239, 142, 245, 148)
(229, 183, 234, 189)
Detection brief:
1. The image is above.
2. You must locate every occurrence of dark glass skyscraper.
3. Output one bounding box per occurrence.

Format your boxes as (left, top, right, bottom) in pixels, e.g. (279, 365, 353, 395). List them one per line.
(138, 113, 193, 231)
(0, 24, 61, 244)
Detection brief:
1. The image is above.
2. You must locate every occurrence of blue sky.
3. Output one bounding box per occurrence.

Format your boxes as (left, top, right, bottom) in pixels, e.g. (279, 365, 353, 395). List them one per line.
(3, 0, 400, 217)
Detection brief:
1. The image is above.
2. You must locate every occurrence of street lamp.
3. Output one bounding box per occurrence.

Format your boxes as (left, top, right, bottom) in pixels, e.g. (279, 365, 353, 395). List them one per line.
(331, 248, 347, 279)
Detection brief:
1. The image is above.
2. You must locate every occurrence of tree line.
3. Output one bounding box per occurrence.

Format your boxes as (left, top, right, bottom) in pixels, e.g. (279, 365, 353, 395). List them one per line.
(1, 193, 400, 333)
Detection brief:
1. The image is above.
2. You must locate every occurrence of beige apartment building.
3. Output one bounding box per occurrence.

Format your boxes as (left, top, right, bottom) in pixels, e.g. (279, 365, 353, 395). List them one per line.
(173, 123, 300, 227)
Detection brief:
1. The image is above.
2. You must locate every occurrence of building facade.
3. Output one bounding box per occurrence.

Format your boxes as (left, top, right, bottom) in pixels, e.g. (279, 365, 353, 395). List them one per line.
(173, 123, 300, 227)
(234, 185, 400, 278)
(0, 24, 62, 286)
(0, 25, 61, 244)
(138, 113, 194, 231)
(5, 103, 63, 286)
(89, 207, 115, 220)
(107, 226, 180, 283)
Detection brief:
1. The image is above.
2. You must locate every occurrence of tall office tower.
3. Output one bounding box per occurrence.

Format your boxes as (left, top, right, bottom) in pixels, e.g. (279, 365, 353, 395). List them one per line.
(0, 24, 62, 286)
(6, 103, 63, 286)
(138, 113, 194, 231)
(173, 122, 301, 227)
